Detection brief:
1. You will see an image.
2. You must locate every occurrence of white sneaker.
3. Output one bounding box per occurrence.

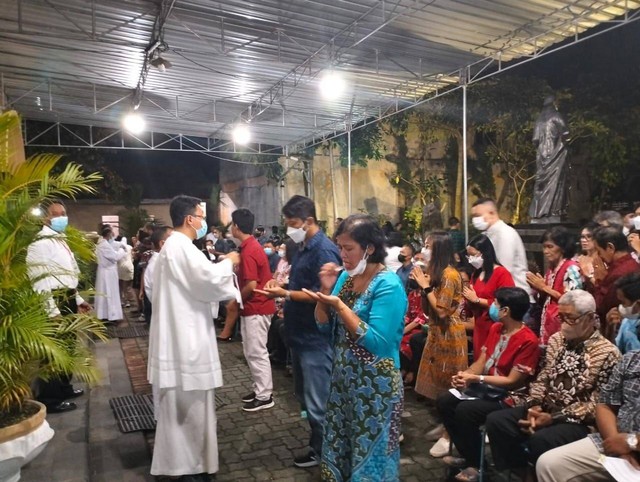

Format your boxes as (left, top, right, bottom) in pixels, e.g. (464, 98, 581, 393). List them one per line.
(429, 437, 452, 458)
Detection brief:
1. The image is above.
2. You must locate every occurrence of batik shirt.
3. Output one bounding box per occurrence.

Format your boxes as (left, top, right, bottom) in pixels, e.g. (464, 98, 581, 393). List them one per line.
(525, 330, 620, 425)
(589, 350, 640, 452)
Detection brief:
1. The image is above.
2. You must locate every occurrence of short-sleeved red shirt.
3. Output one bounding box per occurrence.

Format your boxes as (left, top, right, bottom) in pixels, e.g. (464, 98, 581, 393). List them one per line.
(238, 237, 276, 316)
(482, 322, 540, 377)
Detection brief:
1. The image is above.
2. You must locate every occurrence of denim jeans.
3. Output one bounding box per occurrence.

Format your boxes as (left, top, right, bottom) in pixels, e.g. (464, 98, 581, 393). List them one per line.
(290, 343, 333, 456)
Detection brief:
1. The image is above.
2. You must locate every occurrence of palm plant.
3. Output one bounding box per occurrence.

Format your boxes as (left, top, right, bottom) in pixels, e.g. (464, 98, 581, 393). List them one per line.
(0, 110, 107, 424)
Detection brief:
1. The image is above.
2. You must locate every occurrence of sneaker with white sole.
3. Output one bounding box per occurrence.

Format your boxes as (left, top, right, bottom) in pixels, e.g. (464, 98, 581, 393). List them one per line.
(293, 452, 320, 468)
(242, 396, 274, 412)
(241, 392, 255, 403)
(429, 436, 452, 458)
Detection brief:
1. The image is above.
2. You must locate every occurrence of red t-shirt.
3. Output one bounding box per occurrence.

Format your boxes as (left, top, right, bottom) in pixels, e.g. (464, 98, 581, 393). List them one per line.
(482, 322, 540, 377)
(471, 265, 515, 360)
(238, 237, 276, 316)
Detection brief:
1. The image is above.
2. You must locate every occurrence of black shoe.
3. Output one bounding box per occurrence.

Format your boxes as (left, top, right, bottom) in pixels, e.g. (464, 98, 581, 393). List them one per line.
(293, 451, 320, 468)
(47, 401, 77, 413)
(242, 397, 274, 412)
(241, 391, 255, 403)
(62, 388, 84, 399)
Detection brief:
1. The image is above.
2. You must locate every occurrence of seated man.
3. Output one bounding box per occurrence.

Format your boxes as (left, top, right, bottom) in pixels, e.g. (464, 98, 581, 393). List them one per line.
(485, 290, 621, 479)
(536, 349, 640, 481)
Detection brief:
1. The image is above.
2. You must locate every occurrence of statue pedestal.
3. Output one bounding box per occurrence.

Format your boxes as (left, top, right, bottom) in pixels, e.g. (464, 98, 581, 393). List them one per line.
(515, 222, 579, 273)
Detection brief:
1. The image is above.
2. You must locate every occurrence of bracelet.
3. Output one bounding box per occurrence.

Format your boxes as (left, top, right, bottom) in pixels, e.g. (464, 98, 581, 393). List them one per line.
(422, 286, 433, 296)
(479, 375, 485, 384)
(284, 290, 291, 301)
(475, 298, 481, 304)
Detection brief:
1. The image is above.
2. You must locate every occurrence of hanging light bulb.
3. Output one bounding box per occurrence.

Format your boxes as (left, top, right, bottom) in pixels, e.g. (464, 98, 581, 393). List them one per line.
(123, 111, 146, 135)
(319, 70, 346, 100)
(232, 124, 251, 145)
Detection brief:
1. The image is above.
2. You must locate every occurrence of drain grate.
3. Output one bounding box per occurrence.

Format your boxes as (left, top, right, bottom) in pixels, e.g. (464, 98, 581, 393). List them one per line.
(107, 324, 149, 338)
(109, 393, 229, 433)
(109, 394, 155, 433)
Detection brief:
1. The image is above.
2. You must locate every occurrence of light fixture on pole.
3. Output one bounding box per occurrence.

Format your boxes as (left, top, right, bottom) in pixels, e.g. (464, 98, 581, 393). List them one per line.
(319, 70, 346, 100)
(123, 110, 146, 135)
(232, 123, 251, 145)
(150, 55, 172, 72)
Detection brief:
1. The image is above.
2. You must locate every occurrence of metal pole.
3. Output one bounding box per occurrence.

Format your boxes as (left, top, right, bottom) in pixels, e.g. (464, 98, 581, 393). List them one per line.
(462, 82, 469, 243)
(347, 129, 352, 214)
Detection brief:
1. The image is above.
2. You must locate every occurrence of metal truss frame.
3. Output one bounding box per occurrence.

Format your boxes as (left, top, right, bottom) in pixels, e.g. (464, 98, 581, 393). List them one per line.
(288, 7, 640, 152)
(22, 120, 284, 156)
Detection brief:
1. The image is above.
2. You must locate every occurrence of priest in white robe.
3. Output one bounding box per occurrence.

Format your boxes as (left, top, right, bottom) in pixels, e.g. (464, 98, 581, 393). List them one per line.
(95, 226, 126, 321)
(148, 195, 241, 478)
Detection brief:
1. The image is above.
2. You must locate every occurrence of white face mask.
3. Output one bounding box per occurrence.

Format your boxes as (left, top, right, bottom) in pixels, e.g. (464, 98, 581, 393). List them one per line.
(287, 225, 306, 244)
(472, 216, 489, 231)
(619, 303, 640, 320)
(623, 226, 630, 237)
(634, 215, 640, 230)
(421, 247, 432, 262)
(468, 255, 484, 269)
(347, 251, 369, 277)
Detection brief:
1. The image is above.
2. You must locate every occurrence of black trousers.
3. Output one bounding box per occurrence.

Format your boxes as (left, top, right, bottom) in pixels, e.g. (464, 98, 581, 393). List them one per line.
(143, 293, 152, 323)
(37, 290, 78, 407)
(408, 331, 427, 375)
(436, 391, 503, 467)
(485, 405, 591, 471)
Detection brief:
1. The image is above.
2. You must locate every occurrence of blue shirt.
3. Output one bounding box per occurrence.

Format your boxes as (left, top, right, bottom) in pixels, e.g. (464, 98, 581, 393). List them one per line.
(395, 263, 413, 291)
(284, 230, 341, 349)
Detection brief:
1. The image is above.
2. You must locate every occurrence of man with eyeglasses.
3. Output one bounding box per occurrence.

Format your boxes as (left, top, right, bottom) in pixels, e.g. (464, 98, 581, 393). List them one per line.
(484, 290, 621, 480)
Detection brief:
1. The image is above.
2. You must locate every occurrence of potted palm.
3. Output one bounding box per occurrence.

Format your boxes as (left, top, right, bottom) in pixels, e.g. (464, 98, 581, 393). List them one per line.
(0, 110, 106, 481)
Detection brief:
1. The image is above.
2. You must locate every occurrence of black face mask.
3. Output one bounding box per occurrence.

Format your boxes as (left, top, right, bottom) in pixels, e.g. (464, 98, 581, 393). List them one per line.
(407, 279, 420, 291)
(398, 254, 407, 263)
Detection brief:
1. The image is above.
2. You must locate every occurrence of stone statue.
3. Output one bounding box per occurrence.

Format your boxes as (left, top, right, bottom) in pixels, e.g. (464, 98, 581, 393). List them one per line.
(528, 95, 569, 223)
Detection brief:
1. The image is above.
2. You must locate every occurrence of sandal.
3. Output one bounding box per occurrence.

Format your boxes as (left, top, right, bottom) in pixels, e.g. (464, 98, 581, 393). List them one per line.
(454, 467, 480, 482)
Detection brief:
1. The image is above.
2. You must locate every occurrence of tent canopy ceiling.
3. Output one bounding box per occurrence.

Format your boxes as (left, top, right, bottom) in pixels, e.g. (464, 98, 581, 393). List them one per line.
(1, 0, 639, 148)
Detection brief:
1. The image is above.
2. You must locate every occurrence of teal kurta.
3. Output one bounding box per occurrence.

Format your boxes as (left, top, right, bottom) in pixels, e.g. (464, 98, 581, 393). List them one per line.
(318, 269, 408, 482)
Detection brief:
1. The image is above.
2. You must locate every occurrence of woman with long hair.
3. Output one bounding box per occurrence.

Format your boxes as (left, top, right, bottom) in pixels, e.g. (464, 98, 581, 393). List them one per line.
(526, 226, 582, 344)
(411, 231, 468, 457)
(462, 235, 515, 359)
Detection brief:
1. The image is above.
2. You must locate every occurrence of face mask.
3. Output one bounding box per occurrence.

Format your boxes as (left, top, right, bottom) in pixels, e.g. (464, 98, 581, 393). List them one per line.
(468, 255, 484, 269)
(278, 249, 285, 258)
(488, 303, 501, 322)
(50, 216, 68, 233)
(347, 252, 369, 277)
(619, 303, 640, 320)
(421, 248, 432, 262)
(634, 215, 640, 230)
(264, 248, 273, 256)
(398, 254, 407, 263)
(194, 219, 207, 240)
(623, 226, 630, 236)
(287, 225, 306, 244)
(472, 216, 489, 231)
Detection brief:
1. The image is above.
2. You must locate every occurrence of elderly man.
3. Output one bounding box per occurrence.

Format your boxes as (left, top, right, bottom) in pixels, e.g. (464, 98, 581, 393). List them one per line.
(148, 196, 240, 480)
(485, 290, 621, 478)
(26, 200, 92, 413)
(536, 349, 640, 481)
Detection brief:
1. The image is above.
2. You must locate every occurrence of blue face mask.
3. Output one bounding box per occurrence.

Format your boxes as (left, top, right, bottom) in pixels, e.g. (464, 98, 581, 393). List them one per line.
(50, 216, 68, 233)
(195, 219, 208, 240)
(489, 303, 501, 322)
(264, 248, 273, 256)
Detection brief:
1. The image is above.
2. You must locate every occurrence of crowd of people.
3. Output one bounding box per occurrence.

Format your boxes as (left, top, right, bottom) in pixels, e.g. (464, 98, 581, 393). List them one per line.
(25, 195, 640, 481)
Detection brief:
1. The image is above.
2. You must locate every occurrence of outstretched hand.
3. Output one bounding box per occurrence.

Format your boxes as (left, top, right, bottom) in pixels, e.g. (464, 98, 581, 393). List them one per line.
(301, 288, 342, 309)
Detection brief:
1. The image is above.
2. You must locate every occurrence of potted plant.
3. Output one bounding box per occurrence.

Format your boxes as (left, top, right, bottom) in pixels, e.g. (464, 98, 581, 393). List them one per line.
(0, 110, 106, 481)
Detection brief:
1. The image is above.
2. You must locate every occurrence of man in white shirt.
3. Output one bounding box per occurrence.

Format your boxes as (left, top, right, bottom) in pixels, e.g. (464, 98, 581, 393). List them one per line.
(147, 195, 241, 479)
(471, 198, 533, 303)
(142, 225, 172, 313)
(26, 201, 92, 413)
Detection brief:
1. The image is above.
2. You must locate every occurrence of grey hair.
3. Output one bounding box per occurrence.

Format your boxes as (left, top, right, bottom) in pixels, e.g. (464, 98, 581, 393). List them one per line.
(593, 210, 624, 228)
(559, 290, 596, 315)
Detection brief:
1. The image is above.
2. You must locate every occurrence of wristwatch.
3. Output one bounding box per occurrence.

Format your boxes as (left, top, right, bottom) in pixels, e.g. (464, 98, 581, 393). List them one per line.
(422, 286, 433, 296)
(479, 375, 485, 384)
(627, 433, 638, 451)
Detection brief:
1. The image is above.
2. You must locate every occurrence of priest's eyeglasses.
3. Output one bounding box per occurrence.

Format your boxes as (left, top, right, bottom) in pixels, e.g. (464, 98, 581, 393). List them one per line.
(558, 311, 594, 326)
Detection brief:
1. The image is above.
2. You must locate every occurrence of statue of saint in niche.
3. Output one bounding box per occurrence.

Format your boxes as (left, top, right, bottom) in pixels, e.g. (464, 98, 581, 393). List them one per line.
(528, 95, 569, 223)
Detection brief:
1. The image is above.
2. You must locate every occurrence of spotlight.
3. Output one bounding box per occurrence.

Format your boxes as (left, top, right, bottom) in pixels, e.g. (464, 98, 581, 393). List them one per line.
(123, 112, 146, 135)
(150, 56, 172, 72)
(319, 70, 346, 100)
(232, 124, 251, 145)
(30, 207, 43, 217)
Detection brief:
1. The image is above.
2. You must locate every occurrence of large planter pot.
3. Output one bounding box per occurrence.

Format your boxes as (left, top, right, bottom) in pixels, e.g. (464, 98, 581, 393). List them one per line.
(0, 401, 54, 482)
